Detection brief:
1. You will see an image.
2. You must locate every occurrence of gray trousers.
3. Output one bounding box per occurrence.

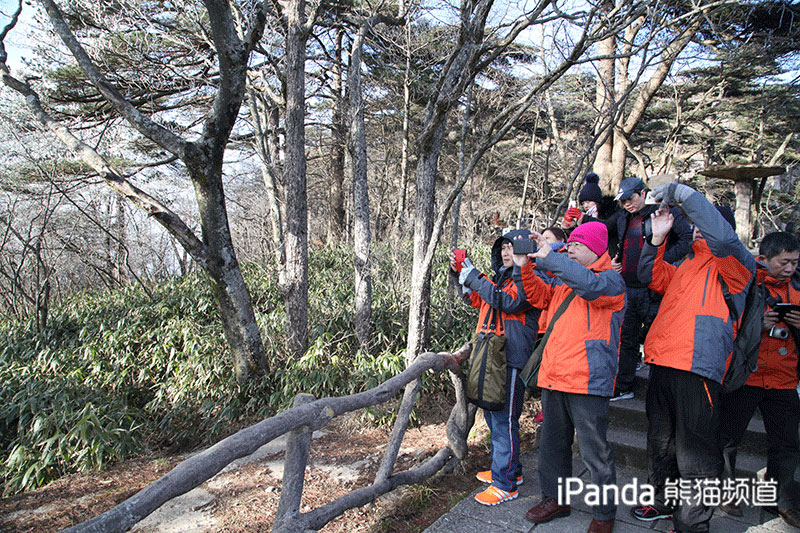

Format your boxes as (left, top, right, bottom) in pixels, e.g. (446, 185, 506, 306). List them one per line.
(539, 389, 617, 520)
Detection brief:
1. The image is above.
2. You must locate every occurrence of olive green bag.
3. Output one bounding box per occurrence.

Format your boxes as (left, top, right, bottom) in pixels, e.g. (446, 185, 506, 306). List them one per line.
(466, 309, 507, 411)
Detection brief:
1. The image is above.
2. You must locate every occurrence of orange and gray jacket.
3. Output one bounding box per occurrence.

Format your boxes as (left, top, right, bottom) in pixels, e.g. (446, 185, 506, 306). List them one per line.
(517, 251, 626, 397)
(746, 268, 800, 390)
(457, 230, 540, 370)
(638, 191, 756, 383)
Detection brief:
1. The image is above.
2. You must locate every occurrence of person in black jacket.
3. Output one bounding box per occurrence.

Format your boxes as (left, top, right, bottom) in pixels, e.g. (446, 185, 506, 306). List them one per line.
(608, 177, 693, 401)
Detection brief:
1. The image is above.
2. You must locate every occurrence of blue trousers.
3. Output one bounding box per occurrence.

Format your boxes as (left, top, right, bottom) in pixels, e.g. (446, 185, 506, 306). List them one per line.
(485, 366, 525, 492)
(539, 389, 617, 520)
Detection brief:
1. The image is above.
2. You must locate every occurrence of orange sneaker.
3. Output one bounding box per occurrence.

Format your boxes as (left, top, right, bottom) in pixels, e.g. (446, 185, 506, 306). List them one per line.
(475, 470, 524, 485)
(474, 485, 519, 506)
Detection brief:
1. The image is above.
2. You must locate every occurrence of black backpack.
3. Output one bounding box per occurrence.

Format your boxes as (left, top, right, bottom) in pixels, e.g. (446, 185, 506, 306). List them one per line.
(719, 275, 766, 393)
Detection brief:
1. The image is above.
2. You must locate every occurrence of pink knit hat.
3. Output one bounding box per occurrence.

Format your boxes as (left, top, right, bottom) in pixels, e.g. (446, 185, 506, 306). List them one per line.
(567, 221, 608, 257)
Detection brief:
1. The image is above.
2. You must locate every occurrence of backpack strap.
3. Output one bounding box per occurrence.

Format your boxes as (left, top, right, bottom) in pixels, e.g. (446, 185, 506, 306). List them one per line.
(718, 275, 738, 325)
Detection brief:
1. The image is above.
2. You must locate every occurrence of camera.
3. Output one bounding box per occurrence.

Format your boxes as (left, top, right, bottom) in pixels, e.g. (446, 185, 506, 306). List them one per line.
(769, 326, 790, 340)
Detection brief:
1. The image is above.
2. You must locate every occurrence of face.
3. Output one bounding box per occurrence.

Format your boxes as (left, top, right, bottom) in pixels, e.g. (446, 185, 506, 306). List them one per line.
(500, 241, 514, 268)
(581, 200, 598, 212)
(542, 230, 561, 244)
(566, 241, 599, 267)
(761, 250, 800, 281)
(692, 225, 704, 242)
(619, 191, 646, 213)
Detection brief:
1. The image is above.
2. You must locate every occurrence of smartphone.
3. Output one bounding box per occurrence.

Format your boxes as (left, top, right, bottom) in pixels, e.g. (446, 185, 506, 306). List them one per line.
(453, 248, 466, 272)
(511, 238, 535, 255)
(568, 199, 577, 209)
(774, 303, 800, 322)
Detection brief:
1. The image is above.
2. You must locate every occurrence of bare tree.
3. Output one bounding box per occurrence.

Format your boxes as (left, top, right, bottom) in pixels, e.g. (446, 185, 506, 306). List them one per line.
(1, 0, 273, 382)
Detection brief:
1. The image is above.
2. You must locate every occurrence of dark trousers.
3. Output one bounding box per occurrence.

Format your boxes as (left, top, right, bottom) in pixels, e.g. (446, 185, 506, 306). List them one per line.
(646, 365, 722, 533)
(616, 287, 661, 392)
(720, 385, 800, 509)
(485, 367, 525, 492)
(539, 389, 616, 520)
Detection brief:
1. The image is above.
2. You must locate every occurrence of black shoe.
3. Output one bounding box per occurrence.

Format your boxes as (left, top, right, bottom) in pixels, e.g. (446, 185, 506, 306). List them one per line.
(631, 504, 672, 521)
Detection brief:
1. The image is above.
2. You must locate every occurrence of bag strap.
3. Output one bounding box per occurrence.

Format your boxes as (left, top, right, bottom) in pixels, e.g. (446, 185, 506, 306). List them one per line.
(521, 290, 577, 388)
(537, 291, 577, 354)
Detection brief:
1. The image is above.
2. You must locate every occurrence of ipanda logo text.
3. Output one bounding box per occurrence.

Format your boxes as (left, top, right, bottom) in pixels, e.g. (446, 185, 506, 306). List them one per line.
(558, 478, 655, 506)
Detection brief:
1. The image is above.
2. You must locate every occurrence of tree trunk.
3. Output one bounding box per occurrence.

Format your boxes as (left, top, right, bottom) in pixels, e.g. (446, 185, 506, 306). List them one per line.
(327, 28, 346, 245)
(393, 20, 412, 239)
(248, 89, 285, 273)
(407, 119, 448, 357)
(189, 159, 268, 383)
(284, 0, 310, 360)
(348, 20, 374, 352)
(594, 23, 616, 192)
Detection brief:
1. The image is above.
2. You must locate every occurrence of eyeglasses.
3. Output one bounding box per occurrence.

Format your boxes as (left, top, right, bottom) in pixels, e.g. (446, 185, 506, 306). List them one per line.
(566, 242, 586, 251)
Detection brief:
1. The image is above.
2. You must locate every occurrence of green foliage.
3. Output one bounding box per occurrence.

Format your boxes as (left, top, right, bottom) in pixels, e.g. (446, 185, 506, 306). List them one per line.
(0, 243, 478, 495)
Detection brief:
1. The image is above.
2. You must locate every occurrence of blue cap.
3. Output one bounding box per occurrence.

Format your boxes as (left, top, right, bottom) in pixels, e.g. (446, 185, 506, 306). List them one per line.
(614, 177, 646, 201)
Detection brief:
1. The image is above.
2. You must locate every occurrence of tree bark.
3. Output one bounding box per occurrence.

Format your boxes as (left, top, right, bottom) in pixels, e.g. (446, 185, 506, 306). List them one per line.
(348, 19, 375, 352)
(327, 27, 347, 245)
(284, 0, 310, 359)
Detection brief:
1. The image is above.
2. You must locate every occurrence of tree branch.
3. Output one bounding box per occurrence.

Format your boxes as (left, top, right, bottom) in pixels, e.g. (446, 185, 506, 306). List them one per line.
(38, 0, 188, 158)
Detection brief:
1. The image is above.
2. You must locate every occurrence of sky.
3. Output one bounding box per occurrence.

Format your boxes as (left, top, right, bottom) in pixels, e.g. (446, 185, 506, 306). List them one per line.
(0, 0, 35, 68)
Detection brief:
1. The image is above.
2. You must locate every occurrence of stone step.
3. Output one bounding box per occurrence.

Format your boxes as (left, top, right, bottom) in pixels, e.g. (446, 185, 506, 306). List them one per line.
(606, 426, 766, 478)
(608, 395, 767, 455)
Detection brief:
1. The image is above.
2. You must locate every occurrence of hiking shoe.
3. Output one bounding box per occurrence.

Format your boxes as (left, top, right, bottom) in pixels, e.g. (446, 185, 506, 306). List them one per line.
(631, 504, 672, 521)
(475, 470, 523, 485)
(474, 485, 518, 506)
(610, 389, 634, 402)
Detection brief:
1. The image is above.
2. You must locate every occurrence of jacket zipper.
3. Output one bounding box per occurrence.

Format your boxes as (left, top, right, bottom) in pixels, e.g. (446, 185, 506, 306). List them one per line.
(586, 301, 591, 331)
(701, 267, 711, 307)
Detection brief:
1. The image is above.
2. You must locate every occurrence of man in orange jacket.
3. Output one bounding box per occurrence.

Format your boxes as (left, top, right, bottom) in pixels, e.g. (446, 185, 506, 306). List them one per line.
(719, 231, 800, 527)
(514, 222, 626, 533)
(632, 184, 756, 532)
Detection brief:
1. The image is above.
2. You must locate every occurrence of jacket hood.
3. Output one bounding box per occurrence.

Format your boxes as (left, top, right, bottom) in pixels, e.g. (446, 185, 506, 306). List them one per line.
(491, 228, 532, 274)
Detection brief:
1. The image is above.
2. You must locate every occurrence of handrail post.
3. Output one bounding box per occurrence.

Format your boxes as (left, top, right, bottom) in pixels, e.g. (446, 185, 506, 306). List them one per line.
(273, 393, 316, 533)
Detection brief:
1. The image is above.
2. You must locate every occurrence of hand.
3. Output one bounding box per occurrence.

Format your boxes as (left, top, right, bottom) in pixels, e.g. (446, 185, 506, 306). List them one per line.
(561, 217, 577, 230)
(611, 257, 622, 273)
(784, 310, 800, 329)
(763, 309, 779, 331)
(458, 257, 475, 286)
(649, 205, 674, 246)
(528, 231, 551, 261)
(650, 183, 695, 205)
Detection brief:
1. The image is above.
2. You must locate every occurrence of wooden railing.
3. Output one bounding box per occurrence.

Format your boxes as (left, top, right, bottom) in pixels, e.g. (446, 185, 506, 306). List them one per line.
(63, 344, 476, 533)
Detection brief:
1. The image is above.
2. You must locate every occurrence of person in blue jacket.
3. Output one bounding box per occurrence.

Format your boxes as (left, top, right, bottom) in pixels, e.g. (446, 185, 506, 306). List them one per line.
(450, 229, 540, 506)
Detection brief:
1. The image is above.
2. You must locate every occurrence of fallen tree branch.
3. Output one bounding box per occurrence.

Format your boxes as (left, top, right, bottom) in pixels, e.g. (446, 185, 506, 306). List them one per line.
(64, 346, 470, 533)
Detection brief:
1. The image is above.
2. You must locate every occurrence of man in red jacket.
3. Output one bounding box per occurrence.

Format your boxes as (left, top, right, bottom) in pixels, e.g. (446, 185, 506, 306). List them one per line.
(632, 184, 756, 532)
(719, 231, 800, 527)
(514, 222, 626, 533)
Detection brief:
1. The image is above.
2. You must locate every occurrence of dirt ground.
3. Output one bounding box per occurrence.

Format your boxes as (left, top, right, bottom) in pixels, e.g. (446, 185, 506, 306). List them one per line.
(0, 401, 542, 533)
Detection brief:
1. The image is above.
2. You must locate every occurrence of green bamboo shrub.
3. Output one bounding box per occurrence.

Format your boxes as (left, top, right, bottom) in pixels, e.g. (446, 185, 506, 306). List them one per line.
(0, 243, 482, 495)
